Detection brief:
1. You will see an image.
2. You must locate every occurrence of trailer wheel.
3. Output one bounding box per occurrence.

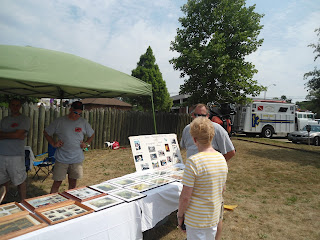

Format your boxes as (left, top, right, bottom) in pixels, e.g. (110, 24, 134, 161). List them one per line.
(261, 126, 273, 138)
(314, 137, 320, 146)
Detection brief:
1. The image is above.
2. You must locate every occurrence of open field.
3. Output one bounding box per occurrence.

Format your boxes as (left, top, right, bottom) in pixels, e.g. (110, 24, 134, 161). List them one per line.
(5, 138, 320, 240)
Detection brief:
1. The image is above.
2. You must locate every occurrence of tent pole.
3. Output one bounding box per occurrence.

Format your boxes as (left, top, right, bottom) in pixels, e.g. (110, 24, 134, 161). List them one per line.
(151, 93, 157, 134)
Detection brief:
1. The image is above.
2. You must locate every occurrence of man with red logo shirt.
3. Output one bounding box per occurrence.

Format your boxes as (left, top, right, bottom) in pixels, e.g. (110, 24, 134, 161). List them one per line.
(0, 99, 30, 201)
(44, 101, 94, 193)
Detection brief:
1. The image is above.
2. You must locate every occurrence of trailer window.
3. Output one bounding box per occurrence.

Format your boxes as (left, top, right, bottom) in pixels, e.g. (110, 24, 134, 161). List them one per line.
(298, 114, 303, 118)
(278, 107, 288, 112)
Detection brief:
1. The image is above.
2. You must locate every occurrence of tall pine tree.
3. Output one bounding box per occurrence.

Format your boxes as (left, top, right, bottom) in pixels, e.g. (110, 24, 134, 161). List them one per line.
(130, 46, 172, 112)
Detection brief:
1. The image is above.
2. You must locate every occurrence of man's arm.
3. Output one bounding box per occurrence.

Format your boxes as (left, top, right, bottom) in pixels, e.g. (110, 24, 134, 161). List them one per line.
(43, 130, 63, 148)
(80, 134, 95, 148)
(223, 149, 236, 161)
(0, 129, 26, 140)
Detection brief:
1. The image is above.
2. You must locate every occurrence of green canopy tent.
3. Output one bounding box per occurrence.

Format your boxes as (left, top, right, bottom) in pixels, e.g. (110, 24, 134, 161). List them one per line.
(0, 45, 157, 132)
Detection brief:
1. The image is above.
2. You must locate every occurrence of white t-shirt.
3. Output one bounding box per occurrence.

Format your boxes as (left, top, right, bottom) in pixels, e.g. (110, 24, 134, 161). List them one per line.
(0, 114, 30, 156)
(180, 122, 234, 158)
(45, 116, 94, 164)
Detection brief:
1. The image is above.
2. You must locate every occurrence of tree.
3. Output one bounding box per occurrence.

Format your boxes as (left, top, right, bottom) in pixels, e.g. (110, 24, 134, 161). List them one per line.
(129, 46, 172, 112)
(0, 94, 38, 107)
(170, 0, 265, 105)
(304, 28, 320, 115)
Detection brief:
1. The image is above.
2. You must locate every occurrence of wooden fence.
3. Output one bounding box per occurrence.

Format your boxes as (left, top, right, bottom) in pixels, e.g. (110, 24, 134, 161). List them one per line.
(0, 104, 191, 155)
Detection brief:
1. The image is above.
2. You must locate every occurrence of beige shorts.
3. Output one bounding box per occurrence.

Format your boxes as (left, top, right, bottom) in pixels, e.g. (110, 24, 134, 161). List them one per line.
(52, 161, 83, 181)
(0, 155, 27, 186)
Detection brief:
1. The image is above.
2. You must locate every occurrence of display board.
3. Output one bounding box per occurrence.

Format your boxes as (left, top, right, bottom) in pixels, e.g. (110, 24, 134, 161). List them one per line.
(129, 134, 183, 172)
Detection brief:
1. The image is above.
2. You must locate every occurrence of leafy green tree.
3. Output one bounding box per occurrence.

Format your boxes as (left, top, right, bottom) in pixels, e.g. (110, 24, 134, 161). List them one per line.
(170, 0, 265, 104)
(129, 46, 172, 112)
(0, 94, 38, 107)
(304, 28, 320, 115)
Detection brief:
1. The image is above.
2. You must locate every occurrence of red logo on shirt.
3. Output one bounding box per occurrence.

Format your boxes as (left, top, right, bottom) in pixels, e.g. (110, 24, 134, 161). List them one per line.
(11, 123, 18, 128)
(75, 127, 82, 132)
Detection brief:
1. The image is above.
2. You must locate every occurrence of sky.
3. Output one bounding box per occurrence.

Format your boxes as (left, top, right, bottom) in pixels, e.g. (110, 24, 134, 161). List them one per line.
(1, 0, 319, 103)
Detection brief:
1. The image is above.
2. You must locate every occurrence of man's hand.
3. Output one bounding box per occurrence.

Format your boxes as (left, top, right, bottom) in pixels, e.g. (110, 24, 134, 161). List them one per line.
(54, 140, 63, 148)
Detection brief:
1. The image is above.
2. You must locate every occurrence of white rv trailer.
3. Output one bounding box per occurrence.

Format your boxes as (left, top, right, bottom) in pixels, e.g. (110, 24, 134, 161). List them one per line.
(233, 100, 296, 138)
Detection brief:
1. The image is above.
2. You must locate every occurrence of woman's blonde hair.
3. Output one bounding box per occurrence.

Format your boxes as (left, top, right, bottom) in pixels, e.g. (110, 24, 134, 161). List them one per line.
(190, 117, 215, 145)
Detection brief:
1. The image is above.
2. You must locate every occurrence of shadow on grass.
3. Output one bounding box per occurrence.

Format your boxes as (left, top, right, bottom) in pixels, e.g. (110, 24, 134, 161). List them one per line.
(3, 174, 49, 203)
(143, 211, 184, 240)
(247, 147, 320, 168)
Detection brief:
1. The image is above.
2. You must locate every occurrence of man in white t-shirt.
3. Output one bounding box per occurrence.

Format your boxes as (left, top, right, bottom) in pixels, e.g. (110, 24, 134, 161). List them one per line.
(44, 101, 94, 193)
(180, 103, 236, 240)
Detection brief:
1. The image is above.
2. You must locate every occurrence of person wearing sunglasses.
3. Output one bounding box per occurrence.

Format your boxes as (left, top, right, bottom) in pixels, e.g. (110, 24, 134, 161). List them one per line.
(44, 101, 94, 193)
(180, 103, 235, 240)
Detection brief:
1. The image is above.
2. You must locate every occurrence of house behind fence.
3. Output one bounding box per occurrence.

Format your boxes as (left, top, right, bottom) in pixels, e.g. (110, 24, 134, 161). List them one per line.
(0, 104, 191, 156)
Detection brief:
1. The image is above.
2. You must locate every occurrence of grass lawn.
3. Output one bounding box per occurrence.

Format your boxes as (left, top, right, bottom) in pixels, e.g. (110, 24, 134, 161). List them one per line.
(5, 138, 320, 240)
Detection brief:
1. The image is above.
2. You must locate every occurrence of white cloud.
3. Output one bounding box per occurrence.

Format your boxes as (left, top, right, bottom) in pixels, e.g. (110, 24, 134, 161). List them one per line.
(0, 0, 319, 101)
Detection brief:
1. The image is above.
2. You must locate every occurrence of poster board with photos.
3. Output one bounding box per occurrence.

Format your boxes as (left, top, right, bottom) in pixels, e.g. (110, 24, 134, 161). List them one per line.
(129, 134, 183, 172)
(82, 195, 124, 211)
(0, 212, 47, 240)
(0, 202, 26, 218)
(22, 193, 72, 212)
(61, 186, 106, 202)
(35, 201, 94, 225)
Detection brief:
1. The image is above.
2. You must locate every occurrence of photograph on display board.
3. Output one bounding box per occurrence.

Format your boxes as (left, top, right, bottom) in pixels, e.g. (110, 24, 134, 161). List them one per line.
(152, 162, 159, 169)
(125, 182, 157, 193)
(160, 159, 167, 166)
(147, 177, 175, 187)
(22, 193, 71, 212)
(82, 195, 124, 211)
(109, 177, 140, 187)
(61, 186, 106, 202)
(166, 172, 184, 181)
(0, 212, 47, 239)
(89, 182, 119, 194)
(109, 189, 146, 202)
(134, 154, 143, 162)
(134, 140, 141, 150)
(141, 163, 150, 171)
(0, 202, 26, 218)
(131, 173, 156, 181)
(35, 201, 93, 225)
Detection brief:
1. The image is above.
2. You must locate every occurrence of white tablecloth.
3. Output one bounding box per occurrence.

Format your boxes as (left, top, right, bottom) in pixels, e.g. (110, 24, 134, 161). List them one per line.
(137, 182, 182, 231)
(12, 180, 182, 240)
(13, 201, 143, 240)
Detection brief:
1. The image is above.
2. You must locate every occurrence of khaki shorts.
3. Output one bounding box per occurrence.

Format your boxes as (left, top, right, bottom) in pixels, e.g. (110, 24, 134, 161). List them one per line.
(0, 155, 27, 186)
(52, 161, 83, 181)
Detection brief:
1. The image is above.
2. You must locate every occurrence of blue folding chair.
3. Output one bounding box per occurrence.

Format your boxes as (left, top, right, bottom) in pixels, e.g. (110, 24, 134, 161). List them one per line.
(33, 144, 56, 182)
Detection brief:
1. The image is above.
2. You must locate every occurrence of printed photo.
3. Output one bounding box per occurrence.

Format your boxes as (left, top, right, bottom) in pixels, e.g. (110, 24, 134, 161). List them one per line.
(158, 150, 165, 157)
(110, 178, 137, 187)
(171, 138, 176, 144)
(165, 144, 170, 152)
(150, 153, 157, 160)
(152, 162, 159, 169)
(160, 159, 167, 166)
(83, 195, 124, 211)
(148, 146, 156, 152)
(134, 155, 143, 162)
(125, 182, 157, 192)
(89, 182, 119, 193)
(134, 140, 141, 150)
(141, 163, 150, 171)
(109, 189, 146, 202)
(167, 156, 172, 163)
